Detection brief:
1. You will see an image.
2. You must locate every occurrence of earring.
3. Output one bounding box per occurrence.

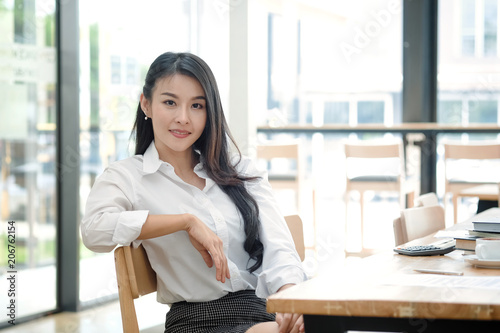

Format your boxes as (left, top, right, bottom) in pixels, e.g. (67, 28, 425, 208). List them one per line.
(144, 116, 148, 120)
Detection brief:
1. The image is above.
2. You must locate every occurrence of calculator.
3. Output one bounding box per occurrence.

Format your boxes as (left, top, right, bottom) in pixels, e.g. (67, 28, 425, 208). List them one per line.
(394, 239, 456, 256)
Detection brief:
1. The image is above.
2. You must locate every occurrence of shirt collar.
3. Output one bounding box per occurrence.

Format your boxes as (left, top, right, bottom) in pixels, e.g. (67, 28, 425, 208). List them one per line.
(142, 142, 206, 177)
(142, 141, 164, 174)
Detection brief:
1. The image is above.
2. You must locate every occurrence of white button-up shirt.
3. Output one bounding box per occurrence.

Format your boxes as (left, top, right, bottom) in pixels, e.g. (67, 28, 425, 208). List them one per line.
(81, 142, 306, 304)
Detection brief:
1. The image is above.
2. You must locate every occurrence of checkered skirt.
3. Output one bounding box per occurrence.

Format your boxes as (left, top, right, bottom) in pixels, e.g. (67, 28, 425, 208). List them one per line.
(164, 290, 276, 333)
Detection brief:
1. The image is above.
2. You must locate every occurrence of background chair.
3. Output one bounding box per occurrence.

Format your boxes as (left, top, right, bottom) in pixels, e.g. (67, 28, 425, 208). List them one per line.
(393, 204, 445, 246)
(114, 215, 306, 332)
(256, 143, 302, 213)
(284, 214, 305, 261)
(414, 192, 439, 207)
(344, 139, 416, 250)
(443, 142, 500, 224)
(257, 142, 316, 252)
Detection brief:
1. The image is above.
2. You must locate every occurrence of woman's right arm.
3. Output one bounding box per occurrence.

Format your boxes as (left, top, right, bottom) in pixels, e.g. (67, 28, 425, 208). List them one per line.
(81, 166, 229, 282)
(81, 166, 146, 252)
(140, 214, 230, 283)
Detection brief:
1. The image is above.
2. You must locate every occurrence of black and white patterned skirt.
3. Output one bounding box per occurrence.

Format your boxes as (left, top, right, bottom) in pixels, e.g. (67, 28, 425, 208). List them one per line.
(164, 290, 276, 333)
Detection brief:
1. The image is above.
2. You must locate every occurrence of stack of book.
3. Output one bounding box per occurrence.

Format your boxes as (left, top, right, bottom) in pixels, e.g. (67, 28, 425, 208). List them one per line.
(455, 215, 500, 252)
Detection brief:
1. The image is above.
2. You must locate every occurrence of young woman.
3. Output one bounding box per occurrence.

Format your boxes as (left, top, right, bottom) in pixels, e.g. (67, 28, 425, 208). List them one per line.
(81, 52, 307, 333)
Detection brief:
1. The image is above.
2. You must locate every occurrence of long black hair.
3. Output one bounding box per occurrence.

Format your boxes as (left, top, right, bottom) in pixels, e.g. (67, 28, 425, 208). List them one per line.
(132, 52, 263, 273)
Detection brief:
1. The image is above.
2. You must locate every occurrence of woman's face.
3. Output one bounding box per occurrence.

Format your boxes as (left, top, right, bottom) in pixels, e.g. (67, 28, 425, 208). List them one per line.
(141, 74, 207, 161)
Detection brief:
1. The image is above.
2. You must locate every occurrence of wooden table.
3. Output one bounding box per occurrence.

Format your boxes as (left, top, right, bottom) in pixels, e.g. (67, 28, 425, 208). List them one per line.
(267, 208, 500, 332)
(258, 123, 500, 195)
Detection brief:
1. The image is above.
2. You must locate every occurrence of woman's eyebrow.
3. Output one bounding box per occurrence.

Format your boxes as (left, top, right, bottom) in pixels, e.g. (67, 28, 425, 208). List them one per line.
(160, 92, 178, 98)
(160, 92, 206, 100)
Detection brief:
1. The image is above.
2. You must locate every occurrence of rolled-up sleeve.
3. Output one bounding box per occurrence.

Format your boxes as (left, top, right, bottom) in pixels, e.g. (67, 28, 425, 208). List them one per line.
(81, 165, 148, 253)
(239, 157, 308, 298)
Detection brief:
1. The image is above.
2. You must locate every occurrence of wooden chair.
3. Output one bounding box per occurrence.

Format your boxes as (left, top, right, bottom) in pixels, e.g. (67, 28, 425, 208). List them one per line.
(344, 140, 416, 250)
(256, 143, 302, 211)
(443, 143, 500, 224)
(114, 244, 157, 333)
(114, 215, 306, 332)
(284, 214, 305, 261)
(257, 143, 316, 252)
(393, 204, 445, 246)
(414, 192, 439, 207)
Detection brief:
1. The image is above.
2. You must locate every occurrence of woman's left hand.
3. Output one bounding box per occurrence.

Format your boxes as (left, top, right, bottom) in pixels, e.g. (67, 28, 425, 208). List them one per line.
(275, 284, 305, 333)
(276, 312, 304, 333)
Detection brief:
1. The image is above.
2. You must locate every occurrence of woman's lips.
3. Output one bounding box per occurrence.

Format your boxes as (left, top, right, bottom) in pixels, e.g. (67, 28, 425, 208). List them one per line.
(170, 129, 190, 138)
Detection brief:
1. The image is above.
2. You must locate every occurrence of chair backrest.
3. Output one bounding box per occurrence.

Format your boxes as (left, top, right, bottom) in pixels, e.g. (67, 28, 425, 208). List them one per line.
(344, 141, 402, 159)
(284, 214, 306, 261)
(394, 205, 446, 245)
(114, 245, 157, 333)
(444, 143, 500, 160)
(257, 143, 299, 160)
(444, 143, 500, 182)
(256, 143, 303, 213)
(344, 140, 405, 180)
(414, 192, 439, 207)
(114, 215, 306, 332)
(393, 217, 405, 246)
(256, 143, 301, 184)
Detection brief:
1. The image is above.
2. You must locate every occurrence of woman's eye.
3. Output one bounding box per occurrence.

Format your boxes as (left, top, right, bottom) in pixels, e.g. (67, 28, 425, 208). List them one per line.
(164, 100, 175, 106)
(192, 103, 204, 109)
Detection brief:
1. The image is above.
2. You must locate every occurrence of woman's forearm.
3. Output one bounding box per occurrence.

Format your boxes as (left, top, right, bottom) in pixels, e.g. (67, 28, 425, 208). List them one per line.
(277, 284, 295, 293)
(137, 213, 192, 240)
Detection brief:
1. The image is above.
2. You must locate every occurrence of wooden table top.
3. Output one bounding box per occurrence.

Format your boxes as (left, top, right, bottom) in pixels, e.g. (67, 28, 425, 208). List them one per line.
(267, 208, 500, 321)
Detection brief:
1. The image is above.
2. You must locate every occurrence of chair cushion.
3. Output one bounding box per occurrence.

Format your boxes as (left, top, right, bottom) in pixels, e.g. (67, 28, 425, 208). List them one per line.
(448, 179, 498, 185)
(268, 173, 297, 181)
(349, 176, 398, 182)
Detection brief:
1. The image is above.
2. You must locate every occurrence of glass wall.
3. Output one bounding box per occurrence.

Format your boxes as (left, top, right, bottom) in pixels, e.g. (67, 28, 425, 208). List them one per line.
(437, 0, 500, 215)
(0, 0, 57, 326)
(78, 0, 229, 312)
(259, 0, 402, 128)
(251, 0, 403, 252)
(438, 0, 500, 127)
(255, 0, 403, 180)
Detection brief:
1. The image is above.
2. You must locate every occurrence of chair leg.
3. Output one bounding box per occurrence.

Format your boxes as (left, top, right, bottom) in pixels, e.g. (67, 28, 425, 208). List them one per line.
(453, 194, 459, 224)
(407, 191, 415, 208)
(311, 188, 317, 253)
(295, 188, 300, 215)
(344, 190, 350, 244)
(114, 248, 140, 333)
(360, 190, 364, 250)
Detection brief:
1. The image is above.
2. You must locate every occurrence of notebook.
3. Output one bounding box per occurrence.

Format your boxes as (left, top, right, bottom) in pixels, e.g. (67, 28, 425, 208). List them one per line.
(472, 215, 500, 233)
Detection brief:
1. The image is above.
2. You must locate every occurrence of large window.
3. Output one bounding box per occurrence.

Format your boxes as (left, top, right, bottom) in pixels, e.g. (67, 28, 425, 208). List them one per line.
(434, 0, 500, 218)
(252, 0, 403, 252)
(438, 0, 500, 127)
(0, 0, 57, 326)
(260, 0, 402, 128)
